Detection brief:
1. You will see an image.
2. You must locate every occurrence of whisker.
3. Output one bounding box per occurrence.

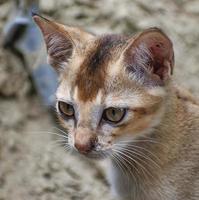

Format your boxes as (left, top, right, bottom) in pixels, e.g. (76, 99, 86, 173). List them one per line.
(116, 138, 165, 164)
(117, 139, 166, 147)
(112, 148, 151, 183)
(108, 151, 126, 176)
(111, 151, 138, 193)
(52, 126, 68, 135)
(122, 149, 157, 182)
(112, 149, 144, 177)
(48, 139, 68, 147)
(28, 131, 69, 139)
(53, 139, 68, 143)
(120, 143, 162, 163)
(114, 144, 161, 169)
(62, 146, 73, 155)
(125, 148, 160, 170)
(64, 144, 72, 152)
(109, 151, 134, 191)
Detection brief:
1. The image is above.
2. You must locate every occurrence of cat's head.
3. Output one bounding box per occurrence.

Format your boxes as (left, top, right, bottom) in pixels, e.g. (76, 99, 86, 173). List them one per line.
(33, 15, 174, 158)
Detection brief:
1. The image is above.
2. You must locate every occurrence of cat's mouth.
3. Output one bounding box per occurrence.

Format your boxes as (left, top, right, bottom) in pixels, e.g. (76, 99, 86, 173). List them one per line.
(73, 148, 110, 160)
(84, 152, 107, 160)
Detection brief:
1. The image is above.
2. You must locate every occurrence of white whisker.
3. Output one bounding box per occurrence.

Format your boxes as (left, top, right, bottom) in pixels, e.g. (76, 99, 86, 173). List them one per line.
(114, 144, 161, 169)
(118, 139, 166, 147)
(52, 126, 68, 135)
(27, 130, 68, 138)
(112, 148, 152, 183)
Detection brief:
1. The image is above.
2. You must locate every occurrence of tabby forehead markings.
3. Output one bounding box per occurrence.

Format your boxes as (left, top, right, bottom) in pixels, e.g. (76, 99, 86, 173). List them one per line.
(75, 34, 127, 102)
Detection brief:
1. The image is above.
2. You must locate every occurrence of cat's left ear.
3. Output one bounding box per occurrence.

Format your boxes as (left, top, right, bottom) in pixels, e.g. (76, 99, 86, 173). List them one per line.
(33, 14, 94, 72)
(124, 28, 174, 81)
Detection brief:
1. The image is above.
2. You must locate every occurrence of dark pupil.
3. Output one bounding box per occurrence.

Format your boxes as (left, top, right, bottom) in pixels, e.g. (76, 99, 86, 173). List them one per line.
(67, 104, 70, 111)
(66, 104, 73, 114)
(112, 109, 116, 116)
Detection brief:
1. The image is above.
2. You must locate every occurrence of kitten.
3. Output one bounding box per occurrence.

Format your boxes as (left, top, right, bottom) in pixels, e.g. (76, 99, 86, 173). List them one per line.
(33, 14, 199, 200)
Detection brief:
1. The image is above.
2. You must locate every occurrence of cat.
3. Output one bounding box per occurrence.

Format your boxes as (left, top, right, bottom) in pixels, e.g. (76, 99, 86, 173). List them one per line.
(33, 14, 199, 200)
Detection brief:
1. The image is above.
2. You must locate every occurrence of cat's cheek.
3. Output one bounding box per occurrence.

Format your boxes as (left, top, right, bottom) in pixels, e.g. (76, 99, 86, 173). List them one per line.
(131, 107, 165, 134)
(58, 117, 75, 129)
(97, 135, 114, 150)
(100, 124, 115, 136)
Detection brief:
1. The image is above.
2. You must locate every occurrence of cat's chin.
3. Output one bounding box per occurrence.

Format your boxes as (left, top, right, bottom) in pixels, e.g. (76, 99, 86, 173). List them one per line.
(84, 152, 106, 160)
(72, 149, 108, 160)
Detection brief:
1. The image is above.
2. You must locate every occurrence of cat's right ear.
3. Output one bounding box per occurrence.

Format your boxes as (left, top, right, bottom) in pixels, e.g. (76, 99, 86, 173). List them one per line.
(32, 14, 94, 72)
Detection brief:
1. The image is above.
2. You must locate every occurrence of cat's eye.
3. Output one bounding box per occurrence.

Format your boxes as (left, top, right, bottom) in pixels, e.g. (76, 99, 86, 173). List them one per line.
(103, 107, 126, 123)
(58, 101, 74, 118)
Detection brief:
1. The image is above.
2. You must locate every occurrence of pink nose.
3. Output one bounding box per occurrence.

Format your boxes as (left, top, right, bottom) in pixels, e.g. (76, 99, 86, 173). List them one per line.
(74, 141, 93, 154)
(74, 132, 96, 154)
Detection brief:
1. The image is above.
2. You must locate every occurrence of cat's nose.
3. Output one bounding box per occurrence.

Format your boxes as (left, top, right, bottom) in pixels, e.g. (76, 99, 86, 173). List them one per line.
(74, 131, 97, 154)
(74, 140, 94, 154)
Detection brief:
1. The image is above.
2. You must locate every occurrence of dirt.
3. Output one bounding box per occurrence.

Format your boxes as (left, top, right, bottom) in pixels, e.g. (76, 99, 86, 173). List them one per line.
(0, 0, 199, 200)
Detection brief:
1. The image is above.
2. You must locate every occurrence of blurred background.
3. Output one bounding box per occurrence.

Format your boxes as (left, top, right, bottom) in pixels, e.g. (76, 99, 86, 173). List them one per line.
(0, 0, 199, 200)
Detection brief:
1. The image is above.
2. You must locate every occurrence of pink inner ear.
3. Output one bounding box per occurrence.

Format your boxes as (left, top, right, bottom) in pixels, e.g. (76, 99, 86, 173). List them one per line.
(148, 39, 170, 80)
(130, 29, 174, 81)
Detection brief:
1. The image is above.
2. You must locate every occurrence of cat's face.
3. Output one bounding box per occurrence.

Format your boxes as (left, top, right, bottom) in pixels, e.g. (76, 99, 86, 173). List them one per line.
(34, 15, 174, 158)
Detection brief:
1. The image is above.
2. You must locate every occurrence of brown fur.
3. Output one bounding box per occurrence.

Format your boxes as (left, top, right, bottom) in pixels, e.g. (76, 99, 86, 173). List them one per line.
(33, 15, 199, 200)
(75, 34, 127, 102)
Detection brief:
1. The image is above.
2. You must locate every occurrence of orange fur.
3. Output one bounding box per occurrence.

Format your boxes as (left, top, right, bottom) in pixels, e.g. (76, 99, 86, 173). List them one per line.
(34, 15, 199, 200)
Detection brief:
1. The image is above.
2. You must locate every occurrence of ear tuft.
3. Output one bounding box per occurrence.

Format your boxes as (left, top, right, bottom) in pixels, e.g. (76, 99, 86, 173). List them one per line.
(124, 28, 174, 83)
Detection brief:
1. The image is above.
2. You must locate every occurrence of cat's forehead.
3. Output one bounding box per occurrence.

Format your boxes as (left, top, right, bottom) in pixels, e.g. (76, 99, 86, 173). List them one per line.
(74, 34, 129, 102)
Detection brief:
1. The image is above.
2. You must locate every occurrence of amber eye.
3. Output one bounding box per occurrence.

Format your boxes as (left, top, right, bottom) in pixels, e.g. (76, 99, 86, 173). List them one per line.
(58, 101, 74, 118)
(103, 107, 126, 123)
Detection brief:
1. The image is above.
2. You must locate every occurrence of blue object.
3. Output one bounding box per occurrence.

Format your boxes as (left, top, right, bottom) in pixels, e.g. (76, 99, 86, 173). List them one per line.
(33, 63, 58, 106)
(3, 1, 58, 107)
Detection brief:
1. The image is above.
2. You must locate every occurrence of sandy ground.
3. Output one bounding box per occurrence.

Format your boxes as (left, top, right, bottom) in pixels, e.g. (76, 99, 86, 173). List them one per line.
(0, 0, 199, 200)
